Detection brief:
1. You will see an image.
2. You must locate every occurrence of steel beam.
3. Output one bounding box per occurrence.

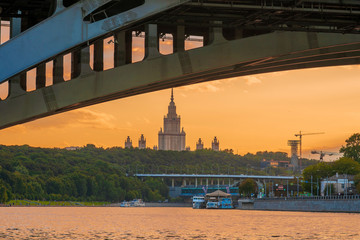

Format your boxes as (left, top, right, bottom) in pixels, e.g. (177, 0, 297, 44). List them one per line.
(0, 0, 190, 83)
(0, 31, 360, 129)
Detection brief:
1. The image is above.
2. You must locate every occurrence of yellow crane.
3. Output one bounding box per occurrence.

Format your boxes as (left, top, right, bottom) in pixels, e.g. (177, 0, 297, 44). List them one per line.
(295, 131, 324, 167)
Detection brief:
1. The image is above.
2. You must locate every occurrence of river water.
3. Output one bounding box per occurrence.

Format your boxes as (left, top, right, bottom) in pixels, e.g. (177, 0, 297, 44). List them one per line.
(0, 207, 359, 239)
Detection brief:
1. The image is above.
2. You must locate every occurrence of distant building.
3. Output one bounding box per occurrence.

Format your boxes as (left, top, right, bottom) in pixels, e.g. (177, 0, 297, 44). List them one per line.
(212, 136, 219, 151)
(321, 174, 355, 196)
(158, 89, 186, 151)
(138, 134, 146, 149)
(196, 138, 204, 150)
(125, 136, 132, 149)
(65, 146, 82, 151)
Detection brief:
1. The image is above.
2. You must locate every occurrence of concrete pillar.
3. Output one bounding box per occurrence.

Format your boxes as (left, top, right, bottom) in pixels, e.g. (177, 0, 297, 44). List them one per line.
(71, 50, 81, 78)
(171, 178, 175, 188)
(182, 179, 186, 187)
(53, 55, 64, 84)
(222, 179, 225, 185)
(206, 178, 208, 186)
(10, 13, 22, 38)
(217, 178, 220, 186)
(173, 20, 185, 52)
(9, 73, 26, 98)
(211, 179, 213, 185)
(195, 178, 198, 187)
(145, 24, 160, 59)
(200, 179, 203, 185)
(79, 47, 93, 75)
(93, 39, 104, 71)
(208, 21, 227, 45)
(36, 63, 46, 89)
(114, 30, 132, 67)
(228, 178, 231, 186)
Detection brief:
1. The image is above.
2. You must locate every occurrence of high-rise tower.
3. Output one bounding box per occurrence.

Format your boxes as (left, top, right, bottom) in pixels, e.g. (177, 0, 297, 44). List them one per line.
(196, 138, 204, 150)
(158, 89, 186, 151)
(138, 134, 146, 149)
(212, 136, 220, 151)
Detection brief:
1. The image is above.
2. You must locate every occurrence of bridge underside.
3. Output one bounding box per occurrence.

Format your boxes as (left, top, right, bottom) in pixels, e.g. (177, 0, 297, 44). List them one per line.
(0, 0, 360, 129)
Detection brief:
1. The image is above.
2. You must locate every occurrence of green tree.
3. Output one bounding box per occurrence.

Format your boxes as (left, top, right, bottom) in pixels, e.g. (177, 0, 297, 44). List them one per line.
(340, 133, 360, 163)
(0, 181, 8, 203)
(238, 179, 257, 197)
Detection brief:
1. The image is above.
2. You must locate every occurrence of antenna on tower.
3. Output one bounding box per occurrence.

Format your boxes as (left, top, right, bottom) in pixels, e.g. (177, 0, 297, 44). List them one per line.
(171, 88, 174, 102)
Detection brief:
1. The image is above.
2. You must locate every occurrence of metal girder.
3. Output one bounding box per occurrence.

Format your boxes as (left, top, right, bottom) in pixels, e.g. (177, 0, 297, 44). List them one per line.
(1, 30, 360, 130)
(134, 174, 295, 180)
(0, 0, 189, 83)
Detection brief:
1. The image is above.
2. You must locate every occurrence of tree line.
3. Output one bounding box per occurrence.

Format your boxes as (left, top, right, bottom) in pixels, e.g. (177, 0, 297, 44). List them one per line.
(0, 144, 300, 203)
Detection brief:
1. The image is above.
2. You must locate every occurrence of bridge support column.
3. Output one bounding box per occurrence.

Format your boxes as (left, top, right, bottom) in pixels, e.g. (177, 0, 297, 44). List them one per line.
(200, 179, 203, 185)
(145, 24, 160, 59)
(171, 178, 174, 188)
(36, 63, 46, 89)
(211, 179, 213, 185)
(195, 178, 198, 187)
(173, 20, 185, 52)
(77, 47, 93, 76)
(114, 30, 132, 67)
(93, 39, 104, 71)
(264, 180, 267, 197)
(8, 74, 26, 98)
(206, 178, 208, 187)
(71, 50, 80, 78)
(208, 21, 227, 45)
(182, 179, 186, 187)
(53, 55, 64, 84)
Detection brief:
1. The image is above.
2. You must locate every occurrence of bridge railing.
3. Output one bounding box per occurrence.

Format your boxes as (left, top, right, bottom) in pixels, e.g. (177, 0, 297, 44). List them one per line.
(254, 195, 360, 201)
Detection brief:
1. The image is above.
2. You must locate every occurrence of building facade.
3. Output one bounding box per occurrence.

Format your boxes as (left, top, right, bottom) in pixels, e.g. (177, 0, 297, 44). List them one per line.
(212, 136, 219, 151)
(158, 89, 186, 151)
(125, 136, 132, 149)
(138, 134, 146, 149)
(196, 138, 204, 150)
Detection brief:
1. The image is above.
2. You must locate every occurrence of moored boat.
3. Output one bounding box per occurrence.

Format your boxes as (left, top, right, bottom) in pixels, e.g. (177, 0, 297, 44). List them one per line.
(192, 196, 206, 209)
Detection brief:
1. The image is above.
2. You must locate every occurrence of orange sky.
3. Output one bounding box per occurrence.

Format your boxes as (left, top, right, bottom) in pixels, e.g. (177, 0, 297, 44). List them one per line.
(1, 21, 360, 160)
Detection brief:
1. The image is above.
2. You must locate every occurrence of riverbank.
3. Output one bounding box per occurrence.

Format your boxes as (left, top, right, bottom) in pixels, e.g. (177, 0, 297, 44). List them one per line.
(238, 195, 360, 213)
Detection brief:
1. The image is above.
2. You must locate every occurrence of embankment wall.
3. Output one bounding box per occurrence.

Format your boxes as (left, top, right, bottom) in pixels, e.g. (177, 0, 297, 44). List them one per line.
(238, 198, 360, 213)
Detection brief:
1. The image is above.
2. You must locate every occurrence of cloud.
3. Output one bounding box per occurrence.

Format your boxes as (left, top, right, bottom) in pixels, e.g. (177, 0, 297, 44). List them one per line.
(244, 76, 262, 85)
(338, 65, 360, 70)
(180, 82, 222, 93)
(20, 109, 119, 131)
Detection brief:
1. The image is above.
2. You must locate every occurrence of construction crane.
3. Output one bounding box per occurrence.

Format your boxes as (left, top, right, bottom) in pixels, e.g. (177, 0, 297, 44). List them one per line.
(311, 150, 339, 161)
(295, 131, 324, 168)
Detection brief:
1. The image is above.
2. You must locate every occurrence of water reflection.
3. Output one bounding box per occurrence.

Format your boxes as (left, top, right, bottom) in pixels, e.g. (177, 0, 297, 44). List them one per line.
(0, 207, 359, 239)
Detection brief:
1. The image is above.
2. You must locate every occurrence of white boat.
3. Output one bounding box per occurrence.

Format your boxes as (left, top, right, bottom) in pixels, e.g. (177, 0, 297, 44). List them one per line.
(120, 201, 131, 207)
(130, 199, 145, 207)
(192, 196, 206, 209)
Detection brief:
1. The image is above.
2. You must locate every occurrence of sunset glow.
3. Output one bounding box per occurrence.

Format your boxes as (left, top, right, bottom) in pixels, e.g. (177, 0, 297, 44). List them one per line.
(1, 22, 360, 159)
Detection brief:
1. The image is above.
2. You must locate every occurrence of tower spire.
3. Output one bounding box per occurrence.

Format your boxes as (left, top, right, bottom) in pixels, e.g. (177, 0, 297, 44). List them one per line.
(171, 88, 174, 102)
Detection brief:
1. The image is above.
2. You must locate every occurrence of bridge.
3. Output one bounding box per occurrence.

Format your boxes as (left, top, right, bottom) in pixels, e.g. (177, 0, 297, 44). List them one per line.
(135, 173, 295, 197)
(0, 0, 359, 129)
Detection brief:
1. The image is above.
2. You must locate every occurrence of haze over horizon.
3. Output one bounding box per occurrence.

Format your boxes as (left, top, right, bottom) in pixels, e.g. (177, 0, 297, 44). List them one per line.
(0, 21, 359, 161)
